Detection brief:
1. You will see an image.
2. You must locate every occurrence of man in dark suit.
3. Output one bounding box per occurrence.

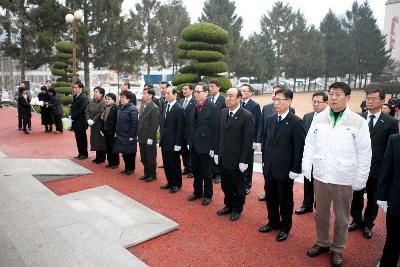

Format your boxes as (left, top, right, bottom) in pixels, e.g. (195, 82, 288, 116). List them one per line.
(258, 88, 306, 241)
(157, 81, 170, 169)
(295, 91, 328, 215)
(120, 81, 137, 106)
(215, 88, 255, 221)
(159, 87, 185, 193)
(208, 79, 226, 184)
(187, 82, 218, 206)
(256, 85, 295, 201)
(178, 83, 195, 178)
(138, 87, 159, 182)
(70, 81, 89, 160)
(349, 88, 399, 239)
(240, 84, 261, 195)
(377, 134, 400, 267)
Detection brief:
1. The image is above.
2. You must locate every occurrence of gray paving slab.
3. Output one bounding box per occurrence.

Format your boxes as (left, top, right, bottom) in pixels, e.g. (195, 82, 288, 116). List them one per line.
(61, 186, 179, 248)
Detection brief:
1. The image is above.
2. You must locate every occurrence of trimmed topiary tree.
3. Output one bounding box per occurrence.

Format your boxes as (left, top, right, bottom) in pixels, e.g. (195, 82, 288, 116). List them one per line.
(172, 22, 232, 92)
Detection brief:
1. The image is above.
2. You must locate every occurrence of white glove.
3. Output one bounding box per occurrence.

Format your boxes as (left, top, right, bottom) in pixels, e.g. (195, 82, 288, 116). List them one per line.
(255, 143, 261, 151)
(174, 145, 181, 152)
(129, 137, 134, 142)
(147, 139, 153, 145)
(38, 101, 44, 107)
(303, 169, 312, 182)
(100, 131, 104, 137)
(377, 200, 388, 211)
(239, 163, 248, 173)
(114, 133, 116, 138)
(87, 119, 94, 126)
(214, 155, 219, 165)
(352, 183, 366, 191)
(187, 145, 190, 150)
(289, 171, 301, 180)
(209, 150, 214, 158)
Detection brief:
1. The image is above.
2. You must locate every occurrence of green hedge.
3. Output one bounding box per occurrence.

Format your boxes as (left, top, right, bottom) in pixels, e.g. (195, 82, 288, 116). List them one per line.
(55, 41, 79, 53)
(177, 50, 188, 59)
(54, 52, 72, 60)
(54, 81, 71, 88)
(53, 61, 67, 69)
(60, 95, 73, 105)
(181, 23, 229, 44)
(201, 76, 232, 92)
(177, 65, 195, 74)
(187, 50, 225, 62)
(192, 61, 228, 75)
(364, 82, 400, 94)
(172, 73, 200, 86)
(178, 41, 227, 55)
(55, 87, 72, 95)
(51, 68, 66, 76)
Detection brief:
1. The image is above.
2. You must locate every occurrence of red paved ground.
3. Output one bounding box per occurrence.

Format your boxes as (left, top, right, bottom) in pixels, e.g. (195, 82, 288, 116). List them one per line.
(0, 107, 385, 267)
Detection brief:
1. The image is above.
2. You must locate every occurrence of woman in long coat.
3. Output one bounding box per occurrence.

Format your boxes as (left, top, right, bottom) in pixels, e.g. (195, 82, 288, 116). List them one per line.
(113, 90, 138, 175)
(101, 92, 120, 168)
(38, 86, 53, 132)
(47, 88, 64, 134)
(86, 87, 106, 163)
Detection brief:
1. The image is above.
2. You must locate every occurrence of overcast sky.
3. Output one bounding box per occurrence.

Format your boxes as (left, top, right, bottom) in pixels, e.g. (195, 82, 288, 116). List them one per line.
(122, 0, 386, 38)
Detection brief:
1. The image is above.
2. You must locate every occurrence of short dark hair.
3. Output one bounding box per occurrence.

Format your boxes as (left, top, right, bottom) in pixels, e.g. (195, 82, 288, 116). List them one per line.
(94, 86, 105, 96)
(241, 83, 254, 92)
(46, 80, 51, 83)
(47, 88, 56, 94)
(312, 91, 328, 102)
(74, 81, 84, 89)
(144, 83, 153, 89)
(208, 79, 221, 87)
(196, 82, 209, 93)
(329, 82, 351, 96)
(40, 85, 48, 92)
(183, 83, 194, 90)
(160, 81, 171, 87)
(105, 92, 116, 102)
(120, 90, 133, 100)
(124, 81, 130, 89)
(274, 88, 293, 100)
(171, 87, 178, 95)
(383, 103, 390, 108)
(143, 88, 155, 97)
(18, 87, 26, 94)
(366, 88, 385, 100)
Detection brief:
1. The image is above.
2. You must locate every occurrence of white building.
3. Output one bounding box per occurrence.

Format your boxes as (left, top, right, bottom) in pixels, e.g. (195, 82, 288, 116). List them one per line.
(384, 0, 400, 71)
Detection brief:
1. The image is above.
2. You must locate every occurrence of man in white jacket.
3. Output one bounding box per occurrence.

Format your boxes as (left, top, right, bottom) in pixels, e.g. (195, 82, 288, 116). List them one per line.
(302, 82, 371, 267)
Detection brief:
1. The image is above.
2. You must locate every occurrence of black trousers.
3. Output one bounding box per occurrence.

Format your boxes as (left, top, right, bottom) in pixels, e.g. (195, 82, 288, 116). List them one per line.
(243, 149, 254, 189)
(95, 151, 106, 162)
(74, 129, 88, 157)
(180, 138, 192, 172)
(220, 164, 246, 213)
(139, 143, 157, 177)
(265, 172, 294, 233)
(380, 212, 400, 267)
(54, 115, 63, 132)
(161, 149, 182, 188)
(104, 133, 119, 166)
(350, 176, 378, 227)
(302, 174, 314, 209)
(191, 146, 213, 198)
(18, 115, 31, 129)
(122, 153, 136, 171)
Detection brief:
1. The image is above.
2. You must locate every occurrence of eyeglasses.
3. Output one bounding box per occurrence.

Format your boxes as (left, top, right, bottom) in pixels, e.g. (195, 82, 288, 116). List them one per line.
(311, 100, 325, 104)
(272, 98, 289, 102)
(194, 90, 205, 94)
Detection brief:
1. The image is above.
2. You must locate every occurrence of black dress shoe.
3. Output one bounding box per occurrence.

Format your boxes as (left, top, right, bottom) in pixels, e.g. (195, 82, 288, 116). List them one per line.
(169, 186, 180, 193)
(78, 155, 88, 160)
(348, 221, 363, 231)
(331, 251, 343, 267)
(92, 159, 98, 163)
(139, 174, 148, 180)
(110, 165, 118, 169)
(125, 170, 134, 175)
(187, 173, 194, 178)
(307, 244, 330, 257)
(95, 160, 105, 164)
(214, 176, 221, 184)
(276, 231, 289, 241)
(245, 188, 250, 195)
(202, 198, 211, 206)
(259, 224, 279, 233)
(258, 195, 266, 201)
(229, 212, 241, 221)
(363, 226, 372, 239)
(295, 206, 313, 215)
(187, 193, 201, 201)
(160, 183, 170, 189)
(74, 155, 81, 159)
(217, 207, 231, 216)
(145, 176, 156, 182)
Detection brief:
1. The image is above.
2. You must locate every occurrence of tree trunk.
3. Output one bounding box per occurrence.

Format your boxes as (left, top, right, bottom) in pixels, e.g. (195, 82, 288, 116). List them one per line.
(363, 73, 367, 88)
(83, 3, 90, 90)
(293, 78, 297, 92)
(324, 75, 328, 91)
(347, 73, 351, 84)
(335, 76, 337, 82)
(358, 74, 363, 89)
(353, 74, 358, 89)
(20, 29, 25, 82)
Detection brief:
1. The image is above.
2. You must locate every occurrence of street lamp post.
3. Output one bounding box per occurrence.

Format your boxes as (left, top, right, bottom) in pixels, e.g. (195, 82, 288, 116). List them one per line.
(65, 10, 83, 86)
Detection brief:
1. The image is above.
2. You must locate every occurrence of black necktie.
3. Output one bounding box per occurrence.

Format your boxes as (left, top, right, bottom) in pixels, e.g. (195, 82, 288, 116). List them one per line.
(229, 111, 233, 118)
(368, 114, 375, 134)
(278, 115, 282, 123)
(241, 101, 245, 107)
(167, 104, 170, 113)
